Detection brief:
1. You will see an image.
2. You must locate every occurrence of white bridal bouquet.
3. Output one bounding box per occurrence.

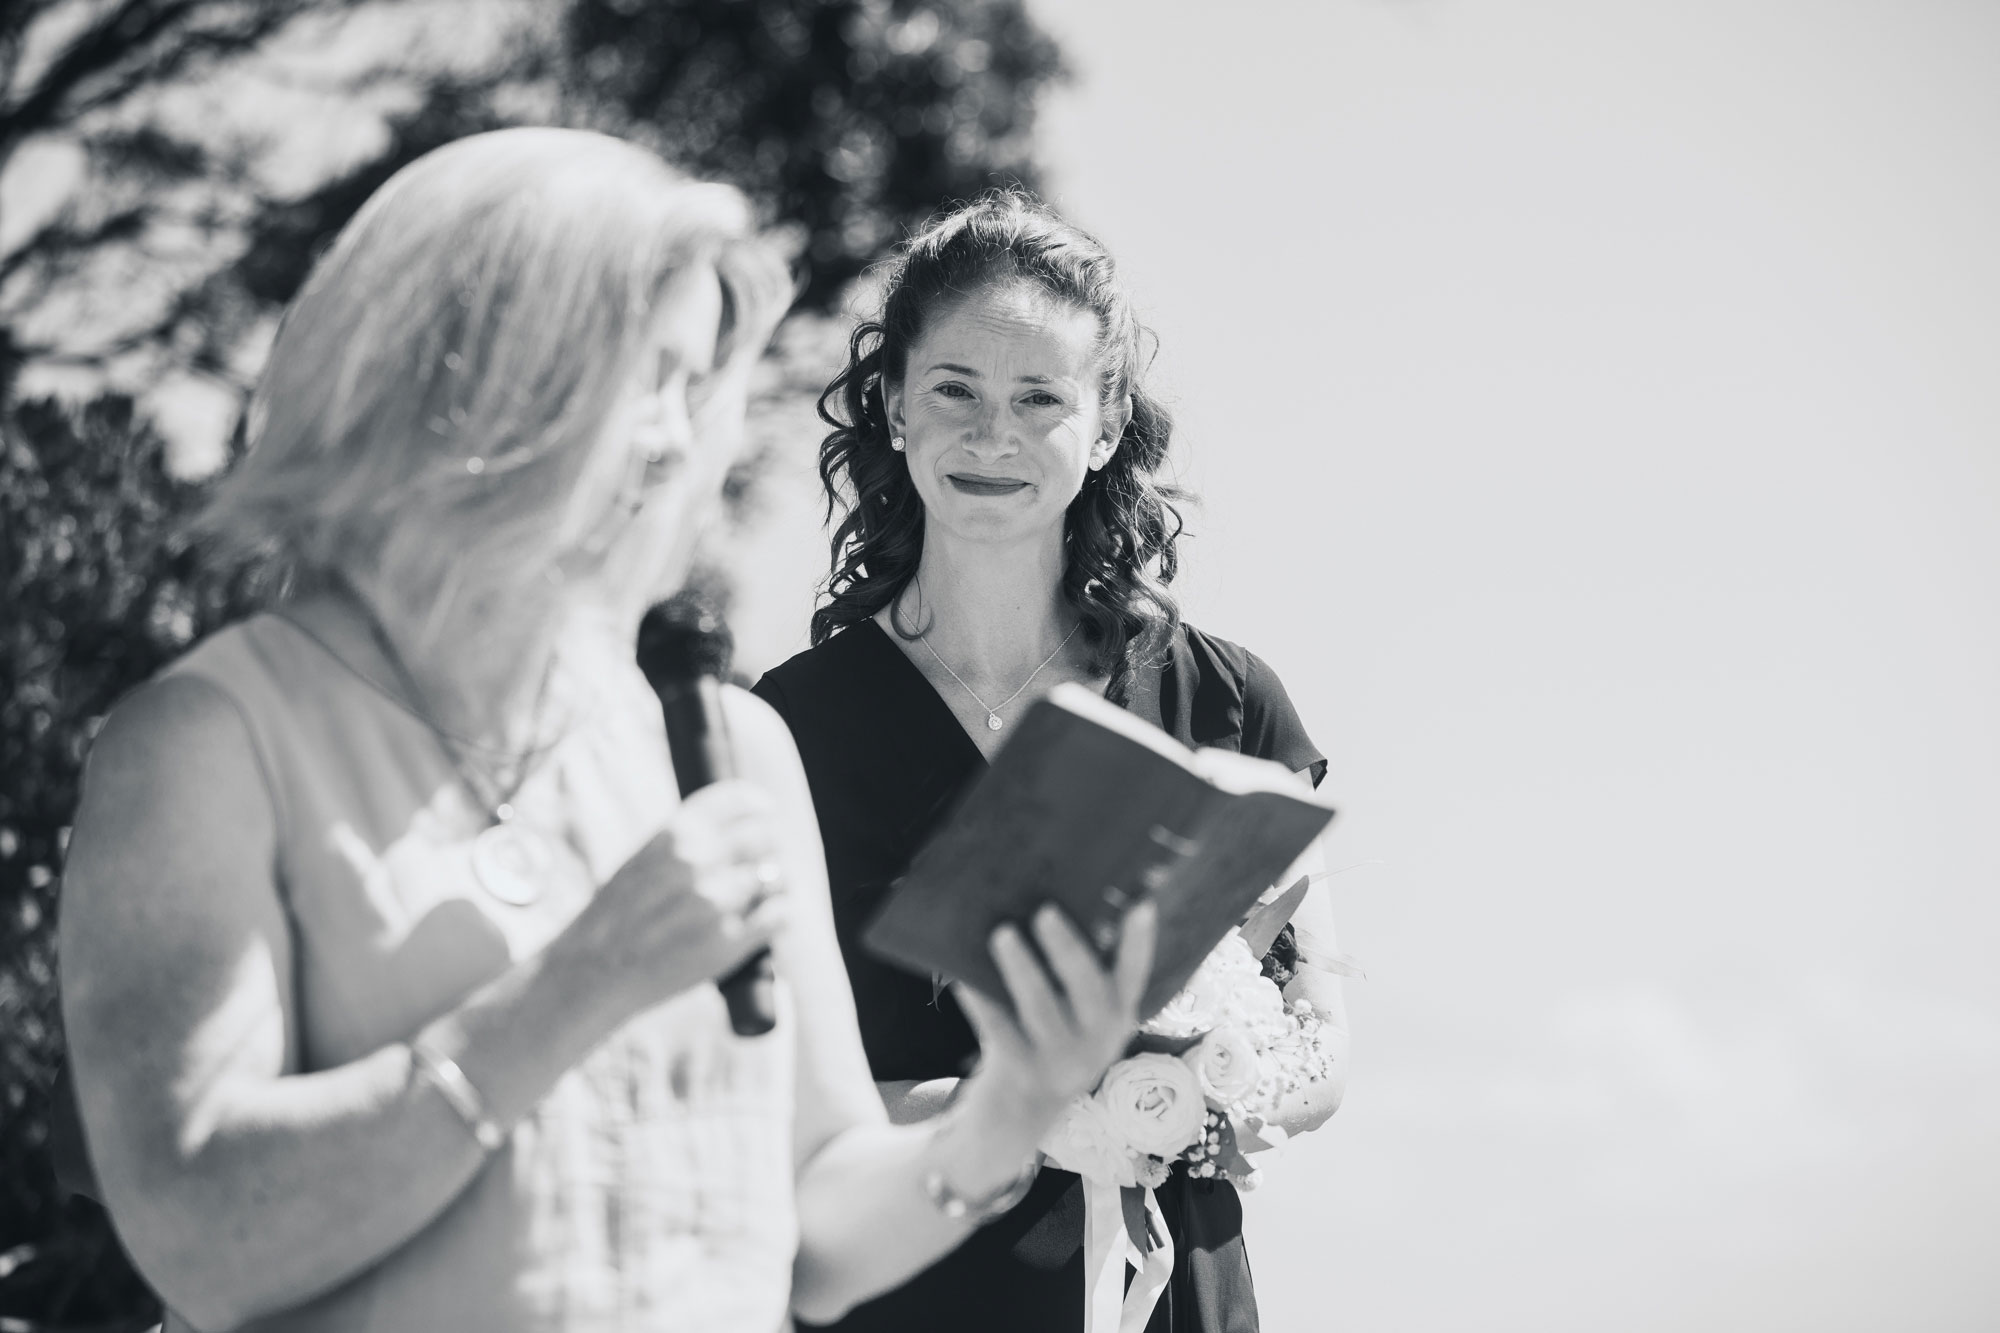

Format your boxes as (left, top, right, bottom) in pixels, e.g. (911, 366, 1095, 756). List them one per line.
(1040, 921, 1340, 1193)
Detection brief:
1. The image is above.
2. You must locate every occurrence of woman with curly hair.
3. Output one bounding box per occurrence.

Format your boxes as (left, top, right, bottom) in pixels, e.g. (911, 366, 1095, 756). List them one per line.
(753, 193, 1351, 1332)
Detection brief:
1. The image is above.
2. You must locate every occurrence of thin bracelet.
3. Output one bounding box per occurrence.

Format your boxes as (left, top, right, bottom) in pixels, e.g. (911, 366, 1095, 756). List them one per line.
(409, 1037, 505, 1153)
(922, 1160, 1037, 1222)
(921, 1116, 1039, 1223)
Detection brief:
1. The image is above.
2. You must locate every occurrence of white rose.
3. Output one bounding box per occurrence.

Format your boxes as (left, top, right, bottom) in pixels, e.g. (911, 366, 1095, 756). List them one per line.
(1040, 1095, 1141, 1187)
(1142, 985, 1221, 1041)
(1142, 931, 1258, 1039)
(1095, 1054, 1208, 1158)
(1185, 1025, 1264, 1111)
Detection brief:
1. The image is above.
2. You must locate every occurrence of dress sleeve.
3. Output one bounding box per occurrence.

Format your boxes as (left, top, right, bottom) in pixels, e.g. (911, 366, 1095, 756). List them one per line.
(1239, 649, 1327, 789)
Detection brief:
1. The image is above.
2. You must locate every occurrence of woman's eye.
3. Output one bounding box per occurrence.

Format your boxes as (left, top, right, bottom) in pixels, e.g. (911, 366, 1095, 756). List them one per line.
(1024, 391, 1063, 408)
(933, 382, 973, 400)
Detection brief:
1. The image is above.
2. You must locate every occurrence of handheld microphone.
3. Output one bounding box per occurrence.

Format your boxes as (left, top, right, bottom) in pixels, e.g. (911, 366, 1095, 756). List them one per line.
(638, 594, 777, 1038)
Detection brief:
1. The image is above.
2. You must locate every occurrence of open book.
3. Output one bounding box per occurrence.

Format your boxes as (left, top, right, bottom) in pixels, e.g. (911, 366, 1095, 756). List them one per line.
(862, 683, 1337, 1018)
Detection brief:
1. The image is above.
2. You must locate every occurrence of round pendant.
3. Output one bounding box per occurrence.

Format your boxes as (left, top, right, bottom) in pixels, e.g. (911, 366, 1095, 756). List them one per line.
(470, 821, 552, 906)
(986, 713, 1003, 731)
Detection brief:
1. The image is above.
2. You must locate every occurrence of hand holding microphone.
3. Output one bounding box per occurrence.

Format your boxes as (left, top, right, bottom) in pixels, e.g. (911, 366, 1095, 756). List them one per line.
(638, 596, 780, 1037)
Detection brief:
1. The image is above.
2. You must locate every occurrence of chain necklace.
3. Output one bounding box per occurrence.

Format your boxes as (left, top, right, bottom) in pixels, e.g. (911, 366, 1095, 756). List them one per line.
(291, 585, 568, 908)
(918, 617, 1082, 733)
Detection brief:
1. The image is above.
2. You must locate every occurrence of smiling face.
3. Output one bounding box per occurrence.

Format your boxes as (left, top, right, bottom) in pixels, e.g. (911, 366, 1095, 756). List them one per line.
(887, 279, 1127, 552)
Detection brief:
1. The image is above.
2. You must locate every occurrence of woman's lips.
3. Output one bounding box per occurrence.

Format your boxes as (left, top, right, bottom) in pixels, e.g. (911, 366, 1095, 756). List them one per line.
(947, 474, 1030, 496)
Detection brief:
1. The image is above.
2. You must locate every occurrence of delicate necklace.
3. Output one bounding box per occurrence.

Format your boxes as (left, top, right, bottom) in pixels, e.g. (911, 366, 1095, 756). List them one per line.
(304, 588, 567, 909)
(918, 618, 1082, 733)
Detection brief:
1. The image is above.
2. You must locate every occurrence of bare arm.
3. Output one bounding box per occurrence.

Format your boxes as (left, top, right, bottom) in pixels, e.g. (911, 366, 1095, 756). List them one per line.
(61, 676, 780, 1330)
(722, 689, 1151, 1325)
(875, 1078, 961, 1124)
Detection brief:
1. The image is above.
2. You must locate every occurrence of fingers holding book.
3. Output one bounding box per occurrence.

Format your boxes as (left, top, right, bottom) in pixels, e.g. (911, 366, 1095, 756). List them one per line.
(961, 900, 1159, 1119)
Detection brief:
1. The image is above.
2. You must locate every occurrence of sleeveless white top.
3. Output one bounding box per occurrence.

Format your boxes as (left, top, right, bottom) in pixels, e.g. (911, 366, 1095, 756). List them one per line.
(159, 614, 797, 1333)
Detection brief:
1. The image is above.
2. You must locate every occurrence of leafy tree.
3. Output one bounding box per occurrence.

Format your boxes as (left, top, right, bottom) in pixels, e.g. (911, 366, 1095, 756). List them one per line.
(4, 0, 1064, 408)
(2, 1, 1065, 1324)
(0, 0, 374, 384)
(556, 0, 1063, 307)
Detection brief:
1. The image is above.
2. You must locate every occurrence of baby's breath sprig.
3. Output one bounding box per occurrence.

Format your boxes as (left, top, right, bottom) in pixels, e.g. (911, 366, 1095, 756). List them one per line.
(1179, 1109, 1233, 1180)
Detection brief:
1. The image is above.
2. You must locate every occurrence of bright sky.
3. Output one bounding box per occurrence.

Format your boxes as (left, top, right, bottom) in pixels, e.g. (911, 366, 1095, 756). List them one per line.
(1002, 1, 2000, 1330)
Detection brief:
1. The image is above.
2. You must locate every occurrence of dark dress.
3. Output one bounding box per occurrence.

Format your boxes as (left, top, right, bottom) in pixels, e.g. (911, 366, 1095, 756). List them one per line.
(754, 620, 1326, 1333)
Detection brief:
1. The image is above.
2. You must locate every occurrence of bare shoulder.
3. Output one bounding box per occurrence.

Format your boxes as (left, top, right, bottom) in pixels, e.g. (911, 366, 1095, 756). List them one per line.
(61, 671, 296, 1207)
(717, 683, 825, 866)
(88, 669, 259, 767)
(718, 682, 805, 776)
(72, 672, 276, 850)
(61, 671, 283, 996)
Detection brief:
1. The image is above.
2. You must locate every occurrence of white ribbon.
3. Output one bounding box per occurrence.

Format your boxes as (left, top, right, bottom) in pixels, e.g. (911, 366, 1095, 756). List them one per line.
(1081, 1178, 1174, 1333)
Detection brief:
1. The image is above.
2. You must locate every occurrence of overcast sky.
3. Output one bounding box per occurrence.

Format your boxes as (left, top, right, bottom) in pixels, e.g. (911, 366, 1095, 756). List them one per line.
(1009, 2, 2000, 1329)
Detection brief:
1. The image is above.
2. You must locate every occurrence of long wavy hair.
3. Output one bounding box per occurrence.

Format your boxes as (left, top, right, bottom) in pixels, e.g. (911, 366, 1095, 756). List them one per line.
(812, 191, 1187, 701)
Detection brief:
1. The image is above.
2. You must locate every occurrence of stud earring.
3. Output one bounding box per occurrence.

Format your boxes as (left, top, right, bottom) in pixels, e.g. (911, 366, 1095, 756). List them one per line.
(891, 436, 906, 452)
(1088, 454, 1107, 471)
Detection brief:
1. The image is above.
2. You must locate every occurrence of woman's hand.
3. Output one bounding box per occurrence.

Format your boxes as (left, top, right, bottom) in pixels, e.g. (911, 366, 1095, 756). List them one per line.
(549, 779, 789, 1017)
(954, 902, 1159, 1139)
(787, 904, 1156, 1325)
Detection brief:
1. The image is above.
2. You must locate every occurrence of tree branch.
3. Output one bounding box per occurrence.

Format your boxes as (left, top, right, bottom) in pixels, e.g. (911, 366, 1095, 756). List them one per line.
(57, 1, 336, 125)
(0, 203, 153, 284)
(2, 0, 170, 135)
(3, 0, 349, 147)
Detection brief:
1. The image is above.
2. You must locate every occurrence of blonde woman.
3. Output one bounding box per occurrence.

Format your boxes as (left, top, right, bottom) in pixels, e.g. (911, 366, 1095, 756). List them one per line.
(58, 129, 1155, 1333)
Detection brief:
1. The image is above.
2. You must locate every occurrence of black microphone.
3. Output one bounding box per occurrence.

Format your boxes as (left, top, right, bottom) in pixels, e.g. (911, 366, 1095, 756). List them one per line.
(638, 594, 777, 1038)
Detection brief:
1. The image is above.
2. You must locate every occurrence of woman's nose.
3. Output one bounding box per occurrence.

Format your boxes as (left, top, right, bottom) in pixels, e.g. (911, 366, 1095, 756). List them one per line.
(962, 405, 1019, 461)
(636, 386, 695, 461)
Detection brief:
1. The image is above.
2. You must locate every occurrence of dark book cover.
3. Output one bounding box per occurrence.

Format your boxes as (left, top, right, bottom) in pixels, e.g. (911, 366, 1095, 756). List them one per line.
(862, 684, 1337, 1018)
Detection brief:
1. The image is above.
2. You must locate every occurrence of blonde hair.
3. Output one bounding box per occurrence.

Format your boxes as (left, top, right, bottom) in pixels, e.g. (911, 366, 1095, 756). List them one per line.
(195, 127, 783, 616)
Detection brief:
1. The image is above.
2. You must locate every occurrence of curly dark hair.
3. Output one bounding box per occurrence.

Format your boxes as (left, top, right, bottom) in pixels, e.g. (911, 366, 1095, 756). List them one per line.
(811, 191, 1188, 702)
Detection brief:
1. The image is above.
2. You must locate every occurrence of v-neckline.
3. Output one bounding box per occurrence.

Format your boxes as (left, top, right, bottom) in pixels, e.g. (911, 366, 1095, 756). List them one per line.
(854, 617, 1175, 764)
(857, 618, 995, 770)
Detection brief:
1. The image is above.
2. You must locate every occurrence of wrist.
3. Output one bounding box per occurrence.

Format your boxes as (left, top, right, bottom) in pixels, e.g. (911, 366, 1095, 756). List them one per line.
(539, 919, 649, 1035)
(408, 1036, 505, 1152)
(426, 947, 624, 1128)
(922, 1107, 1041, 1224)
(951, 1068, 1067, 1166)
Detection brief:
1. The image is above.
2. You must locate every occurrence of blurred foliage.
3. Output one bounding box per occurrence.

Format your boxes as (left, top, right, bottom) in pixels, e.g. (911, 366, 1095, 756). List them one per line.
(0, 0, 376, 386)
(555, 0, 1063, 308)
(1, 0, 1064, 1324)
(3, 0, 1064, 391)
